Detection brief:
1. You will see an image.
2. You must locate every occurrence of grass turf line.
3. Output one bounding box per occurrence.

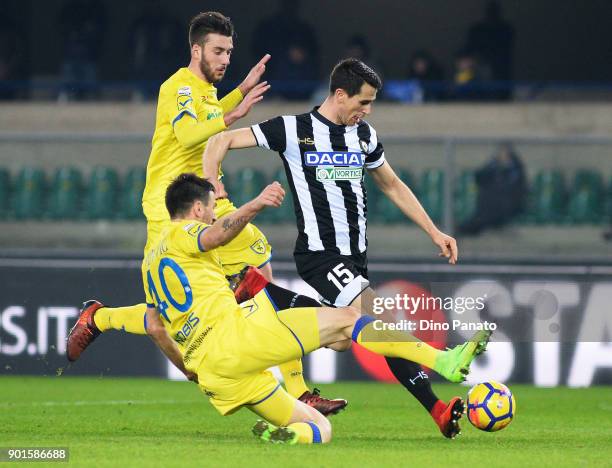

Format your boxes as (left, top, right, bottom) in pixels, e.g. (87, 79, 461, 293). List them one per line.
(1, 376, 610, 467)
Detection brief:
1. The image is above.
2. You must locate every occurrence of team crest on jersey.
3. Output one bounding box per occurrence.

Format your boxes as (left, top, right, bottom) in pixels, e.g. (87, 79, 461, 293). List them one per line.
(359, 139, 369, 154)
(185, 223, 205, 237)
(250, 239, 266, 255)
(177, 95, 193, 111)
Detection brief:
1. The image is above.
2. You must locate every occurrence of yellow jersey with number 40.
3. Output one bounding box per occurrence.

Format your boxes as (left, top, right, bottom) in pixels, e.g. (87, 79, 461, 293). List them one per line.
(142, 68, 242, 221)
(142, 219, 241, 368)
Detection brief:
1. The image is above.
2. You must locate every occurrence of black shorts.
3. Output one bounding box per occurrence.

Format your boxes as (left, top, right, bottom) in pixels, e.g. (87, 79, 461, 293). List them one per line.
(294, 251, 370, 307)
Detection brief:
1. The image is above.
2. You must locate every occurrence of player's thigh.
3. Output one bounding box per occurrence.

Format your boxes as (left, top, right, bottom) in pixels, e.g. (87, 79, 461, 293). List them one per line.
(216, 222, 272, 276)
(235, 293, 317, 372)
(294, 251, 369, 307)
(277, 303, 358, 350)
(314, 306, 360, 346)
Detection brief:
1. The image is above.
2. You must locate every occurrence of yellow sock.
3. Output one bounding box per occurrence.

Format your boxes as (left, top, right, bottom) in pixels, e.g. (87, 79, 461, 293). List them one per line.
(352, 316, 441, 369)
(93, 304, 148, 334)
(287, 421, 322, 444)
(278, 359, 309, 398)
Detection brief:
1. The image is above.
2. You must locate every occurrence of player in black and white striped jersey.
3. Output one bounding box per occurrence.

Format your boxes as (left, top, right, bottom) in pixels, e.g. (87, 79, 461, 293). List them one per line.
(251, 105, 384, 306)
(203, 58, 466, 439)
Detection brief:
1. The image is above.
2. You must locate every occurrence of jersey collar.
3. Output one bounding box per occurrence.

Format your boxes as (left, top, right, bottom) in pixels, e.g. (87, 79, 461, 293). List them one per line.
(311, 106, 347, 129)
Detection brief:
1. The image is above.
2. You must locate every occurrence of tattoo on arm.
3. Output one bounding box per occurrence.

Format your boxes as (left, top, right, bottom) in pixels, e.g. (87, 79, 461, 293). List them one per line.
(222, 216, 249, 232)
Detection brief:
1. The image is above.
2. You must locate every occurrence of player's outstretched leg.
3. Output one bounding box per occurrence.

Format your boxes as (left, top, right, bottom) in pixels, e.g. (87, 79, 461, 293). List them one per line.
(385, 357, 465, 439)
(66, 300, 103, 361)
(66, 301, 148, 361)
(93, 304, 148, 334)
(355, 288, 465, 436)
(313, 309, 491, 383)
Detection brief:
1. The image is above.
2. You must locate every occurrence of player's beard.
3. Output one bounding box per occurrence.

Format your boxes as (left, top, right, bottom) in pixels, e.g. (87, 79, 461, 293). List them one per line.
(199, 58, 223, 84)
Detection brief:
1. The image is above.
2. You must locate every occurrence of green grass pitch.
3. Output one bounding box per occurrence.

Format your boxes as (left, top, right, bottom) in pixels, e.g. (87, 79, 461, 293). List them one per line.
(1, 377, 610, 467)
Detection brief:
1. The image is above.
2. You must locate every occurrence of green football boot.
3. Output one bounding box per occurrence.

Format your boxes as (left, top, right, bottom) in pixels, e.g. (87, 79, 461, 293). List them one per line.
(434, 330, 492, 383)
(252, 420, 299, 445)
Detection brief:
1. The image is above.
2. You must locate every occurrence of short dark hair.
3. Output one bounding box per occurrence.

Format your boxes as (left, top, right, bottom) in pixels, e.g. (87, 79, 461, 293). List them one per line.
(329, 58, 382, 97)
(189, 11, 235, 47)
(165, 173, 215, 218)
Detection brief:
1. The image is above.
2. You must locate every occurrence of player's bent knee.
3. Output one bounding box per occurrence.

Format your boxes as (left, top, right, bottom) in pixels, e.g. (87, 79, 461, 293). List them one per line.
(318, 415, 332, 443)
(290, 399, 332, 443)
(327, 339, 352, 351)
(308, 406, 332, 443)
(337, 306, 361, 339)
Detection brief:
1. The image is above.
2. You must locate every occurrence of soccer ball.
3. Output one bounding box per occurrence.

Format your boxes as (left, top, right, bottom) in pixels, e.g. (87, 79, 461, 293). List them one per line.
(467, 381, 516, 432)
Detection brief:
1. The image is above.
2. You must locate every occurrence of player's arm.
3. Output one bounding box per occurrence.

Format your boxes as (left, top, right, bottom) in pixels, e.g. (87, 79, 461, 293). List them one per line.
(369, 162, 458, 264)
(202, 127, 258, 190)
(198, 182, 284, 251)
(173, 83, 270, 149)
(145, 306, 198, 383)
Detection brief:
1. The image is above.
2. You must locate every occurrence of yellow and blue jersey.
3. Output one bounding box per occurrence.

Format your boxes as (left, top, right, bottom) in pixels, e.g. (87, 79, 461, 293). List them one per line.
(142, 219, 241, 368)
(142, 67, 242, 221)
(141, 221, 319, 416)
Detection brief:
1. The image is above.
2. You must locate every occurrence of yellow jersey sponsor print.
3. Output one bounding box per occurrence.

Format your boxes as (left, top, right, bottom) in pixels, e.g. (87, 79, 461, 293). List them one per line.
(142, 67, 242, 221)
(141, 219, 240, 368)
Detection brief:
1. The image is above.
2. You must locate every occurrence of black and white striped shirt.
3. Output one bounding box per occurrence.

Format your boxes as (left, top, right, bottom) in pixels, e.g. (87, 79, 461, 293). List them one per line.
(251, 107, 386, 256)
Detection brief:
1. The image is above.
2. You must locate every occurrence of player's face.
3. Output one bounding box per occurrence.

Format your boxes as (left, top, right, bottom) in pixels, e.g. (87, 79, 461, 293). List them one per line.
(340, 83, 377, 126)
(195, 195, 217, 224)
(197, 33, 233, 84)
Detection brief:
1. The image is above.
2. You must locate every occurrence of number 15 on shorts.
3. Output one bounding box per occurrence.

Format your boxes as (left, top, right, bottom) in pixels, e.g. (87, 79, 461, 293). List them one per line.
(327, 263, 355, 291)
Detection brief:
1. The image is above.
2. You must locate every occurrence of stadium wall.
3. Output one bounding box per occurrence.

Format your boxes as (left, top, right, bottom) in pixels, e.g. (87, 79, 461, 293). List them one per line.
(1, 256, 610, 387)
(3, 103, 612, 137)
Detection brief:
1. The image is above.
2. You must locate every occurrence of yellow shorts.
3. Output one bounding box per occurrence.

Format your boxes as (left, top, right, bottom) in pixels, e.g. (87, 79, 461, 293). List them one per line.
(195, 290, 320, 415)
(145, 199, 272, 276)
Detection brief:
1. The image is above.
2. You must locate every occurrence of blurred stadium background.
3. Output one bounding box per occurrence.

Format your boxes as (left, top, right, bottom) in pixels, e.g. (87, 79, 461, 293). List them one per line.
(1, 0, 611, 389)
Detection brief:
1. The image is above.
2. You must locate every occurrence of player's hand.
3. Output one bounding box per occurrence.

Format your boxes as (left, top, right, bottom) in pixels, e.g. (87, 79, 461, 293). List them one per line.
(231, 81, 271, 120)
(239, 54, 271, 95)
(205, 178, 228, 199)
(215, 179, 228, 199)
(254, 181, 285, 210)
(431, 230, 458, 264)
(184, 370, 199, 384)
